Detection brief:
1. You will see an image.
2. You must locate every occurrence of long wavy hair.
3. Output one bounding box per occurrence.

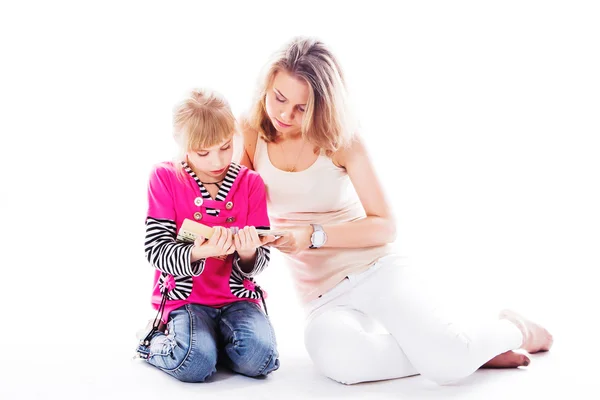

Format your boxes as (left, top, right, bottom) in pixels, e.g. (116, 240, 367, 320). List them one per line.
(246, 36, 357, 156)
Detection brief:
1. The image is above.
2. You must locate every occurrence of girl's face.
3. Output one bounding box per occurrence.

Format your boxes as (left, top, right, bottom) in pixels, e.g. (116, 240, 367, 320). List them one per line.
(186, 136, 234, 180)
(265, 69, 310, 135)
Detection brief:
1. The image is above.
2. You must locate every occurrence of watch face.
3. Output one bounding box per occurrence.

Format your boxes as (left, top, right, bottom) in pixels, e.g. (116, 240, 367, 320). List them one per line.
(312, 231, 326, 246)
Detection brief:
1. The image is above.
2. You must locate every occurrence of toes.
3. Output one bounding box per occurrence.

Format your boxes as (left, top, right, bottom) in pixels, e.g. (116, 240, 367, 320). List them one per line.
(482, 351, 530, 369)
(517, 354, 530, 367)
(506, 352, 530, 367)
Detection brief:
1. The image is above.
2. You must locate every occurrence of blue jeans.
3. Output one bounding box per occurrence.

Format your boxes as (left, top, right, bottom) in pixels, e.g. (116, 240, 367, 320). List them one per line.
(136, 301, 280, 382)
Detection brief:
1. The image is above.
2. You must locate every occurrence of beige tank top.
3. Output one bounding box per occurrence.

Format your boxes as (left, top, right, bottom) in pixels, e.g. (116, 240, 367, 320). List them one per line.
(253, 138, 393, 303)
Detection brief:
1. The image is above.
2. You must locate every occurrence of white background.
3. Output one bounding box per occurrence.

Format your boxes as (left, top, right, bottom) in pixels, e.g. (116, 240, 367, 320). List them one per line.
(1, 1, 599, 399)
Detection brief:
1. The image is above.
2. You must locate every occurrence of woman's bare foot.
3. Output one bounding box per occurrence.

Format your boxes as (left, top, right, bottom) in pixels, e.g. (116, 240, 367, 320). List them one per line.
(500, 309, 554, 353)
(481, 350, 530, 369)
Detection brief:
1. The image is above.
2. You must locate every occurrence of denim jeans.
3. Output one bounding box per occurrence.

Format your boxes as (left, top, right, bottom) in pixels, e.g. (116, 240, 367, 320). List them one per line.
(136, 301, 280, 382)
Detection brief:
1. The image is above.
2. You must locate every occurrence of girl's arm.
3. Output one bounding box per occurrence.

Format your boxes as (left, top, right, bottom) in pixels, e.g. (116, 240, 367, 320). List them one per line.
(145, 165, 205, 276)
(232, 173, 273, 277)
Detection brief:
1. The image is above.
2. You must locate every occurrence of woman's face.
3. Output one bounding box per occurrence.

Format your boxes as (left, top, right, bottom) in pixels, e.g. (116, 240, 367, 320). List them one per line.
(265, 69, 310, 135)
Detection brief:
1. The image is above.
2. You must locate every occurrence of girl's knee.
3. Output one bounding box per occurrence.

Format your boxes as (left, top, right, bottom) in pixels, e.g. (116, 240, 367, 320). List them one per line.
(233, 352, 280, 378)
(173, 353, 218, 383)
(228, 333, 280, 377)
(172, 339, 219, 382)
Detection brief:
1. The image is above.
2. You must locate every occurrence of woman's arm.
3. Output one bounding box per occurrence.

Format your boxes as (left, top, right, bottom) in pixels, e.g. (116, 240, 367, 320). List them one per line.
(238, 119, 258, 170)
(324, 134, 397, 247)
(271, 135, 397, 253)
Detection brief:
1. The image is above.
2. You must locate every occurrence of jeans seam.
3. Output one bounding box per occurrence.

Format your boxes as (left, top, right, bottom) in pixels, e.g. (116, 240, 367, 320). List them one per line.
(256, 352, 274, 375)
(256, 304, 277, 375)
(219, 314, 236, 343)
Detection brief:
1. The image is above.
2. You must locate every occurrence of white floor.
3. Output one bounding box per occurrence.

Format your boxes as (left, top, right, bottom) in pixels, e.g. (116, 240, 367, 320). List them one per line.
(2, 250, 598, 400)
(1, 330, 597, 400)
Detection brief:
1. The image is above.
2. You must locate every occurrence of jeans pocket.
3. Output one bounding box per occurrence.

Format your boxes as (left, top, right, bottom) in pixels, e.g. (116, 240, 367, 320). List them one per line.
(346, 261, 385, 285)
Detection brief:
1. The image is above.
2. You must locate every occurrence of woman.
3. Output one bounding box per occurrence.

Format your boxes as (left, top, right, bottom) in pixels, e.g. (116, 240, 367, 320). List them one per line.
(238, 36, 553, 385)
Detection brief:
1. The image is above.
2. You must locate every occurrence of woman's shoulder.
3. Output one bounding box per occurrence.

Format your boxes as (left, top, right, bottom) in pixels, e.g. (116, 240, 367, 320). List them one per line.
(239, 116, 260, 148)
(331, 132, 365, 168)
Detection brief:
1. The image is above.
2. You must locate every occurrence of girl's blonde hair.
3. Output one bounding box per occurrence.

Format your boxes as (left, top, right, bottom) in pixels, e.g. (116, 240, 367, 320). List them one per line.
(172, 88, 237, 172)
(173, 89, 236, 155)
(246, 36, 356, 156)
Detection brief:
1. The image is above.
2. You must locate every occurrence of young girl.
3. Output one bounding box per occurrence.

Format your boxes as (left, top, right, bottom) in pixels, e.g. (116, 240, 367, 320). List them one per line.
(135, 88, 280, 383)
(239, 37, 553, 385)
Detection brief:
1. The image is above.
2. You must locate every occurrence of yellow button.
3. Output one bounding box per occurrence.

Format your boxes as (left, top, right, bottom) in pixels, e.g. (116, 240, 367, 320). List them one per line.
(225, 201, 233, 210)
(194, 197, 204, 207)
(226, 217, 235, 223)
(194, 212, 202, 221)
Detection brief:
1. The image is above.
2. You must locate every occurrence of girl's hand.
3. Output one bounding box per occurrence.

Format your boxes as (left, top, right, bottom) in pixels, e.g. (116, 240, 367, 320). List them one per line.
(270, 225, 312, 255)
(191, 226, 235, 260)
(234, 226, 276, 260)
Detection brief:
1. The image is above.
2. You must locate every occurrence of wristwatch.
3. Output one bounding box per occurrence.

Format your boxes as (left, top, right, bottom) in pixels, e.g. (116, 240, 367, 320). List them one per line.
(309, 224, 327, 249)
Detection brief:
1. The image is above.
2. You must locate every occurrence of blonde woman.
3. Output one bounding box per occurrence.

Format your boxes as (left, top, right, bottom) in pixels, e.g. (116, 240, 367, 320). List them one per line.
(239, 36, 553, 385)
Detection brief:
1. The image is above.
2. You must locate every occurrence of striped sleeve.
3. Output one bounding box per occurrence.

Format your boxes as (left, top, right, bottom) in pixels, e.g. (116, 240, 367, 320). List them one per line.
(144, 164, 204, 277)
(232, 245, 270, 279)
(144, 217, 205, 276)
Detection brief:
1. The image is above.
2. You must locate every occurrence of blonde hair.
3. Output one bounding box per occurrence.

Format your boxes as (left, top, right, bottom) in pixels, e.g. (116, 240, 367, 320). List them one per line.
(172, 88, 236, 173)
(246, 36, 356, 156)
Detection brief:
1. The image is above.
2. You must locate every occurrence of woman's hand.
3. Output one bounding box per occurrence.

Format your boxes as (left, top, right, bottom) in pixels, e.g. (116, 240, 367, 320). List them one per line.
(270, 225, 313, 254)
(191, 226, 235, 261)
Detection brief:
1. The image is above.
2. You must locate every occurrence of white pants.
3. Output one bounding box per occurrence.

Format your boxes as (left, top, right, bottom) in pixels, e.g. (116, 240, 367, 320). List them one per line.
(303, 255, 523, 385)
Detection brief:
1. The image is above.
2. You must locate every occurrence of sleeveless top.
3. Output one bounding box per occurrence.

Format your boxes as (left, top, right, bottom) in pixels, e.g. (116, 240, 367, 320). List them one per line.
(253, 138, 394, 303)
